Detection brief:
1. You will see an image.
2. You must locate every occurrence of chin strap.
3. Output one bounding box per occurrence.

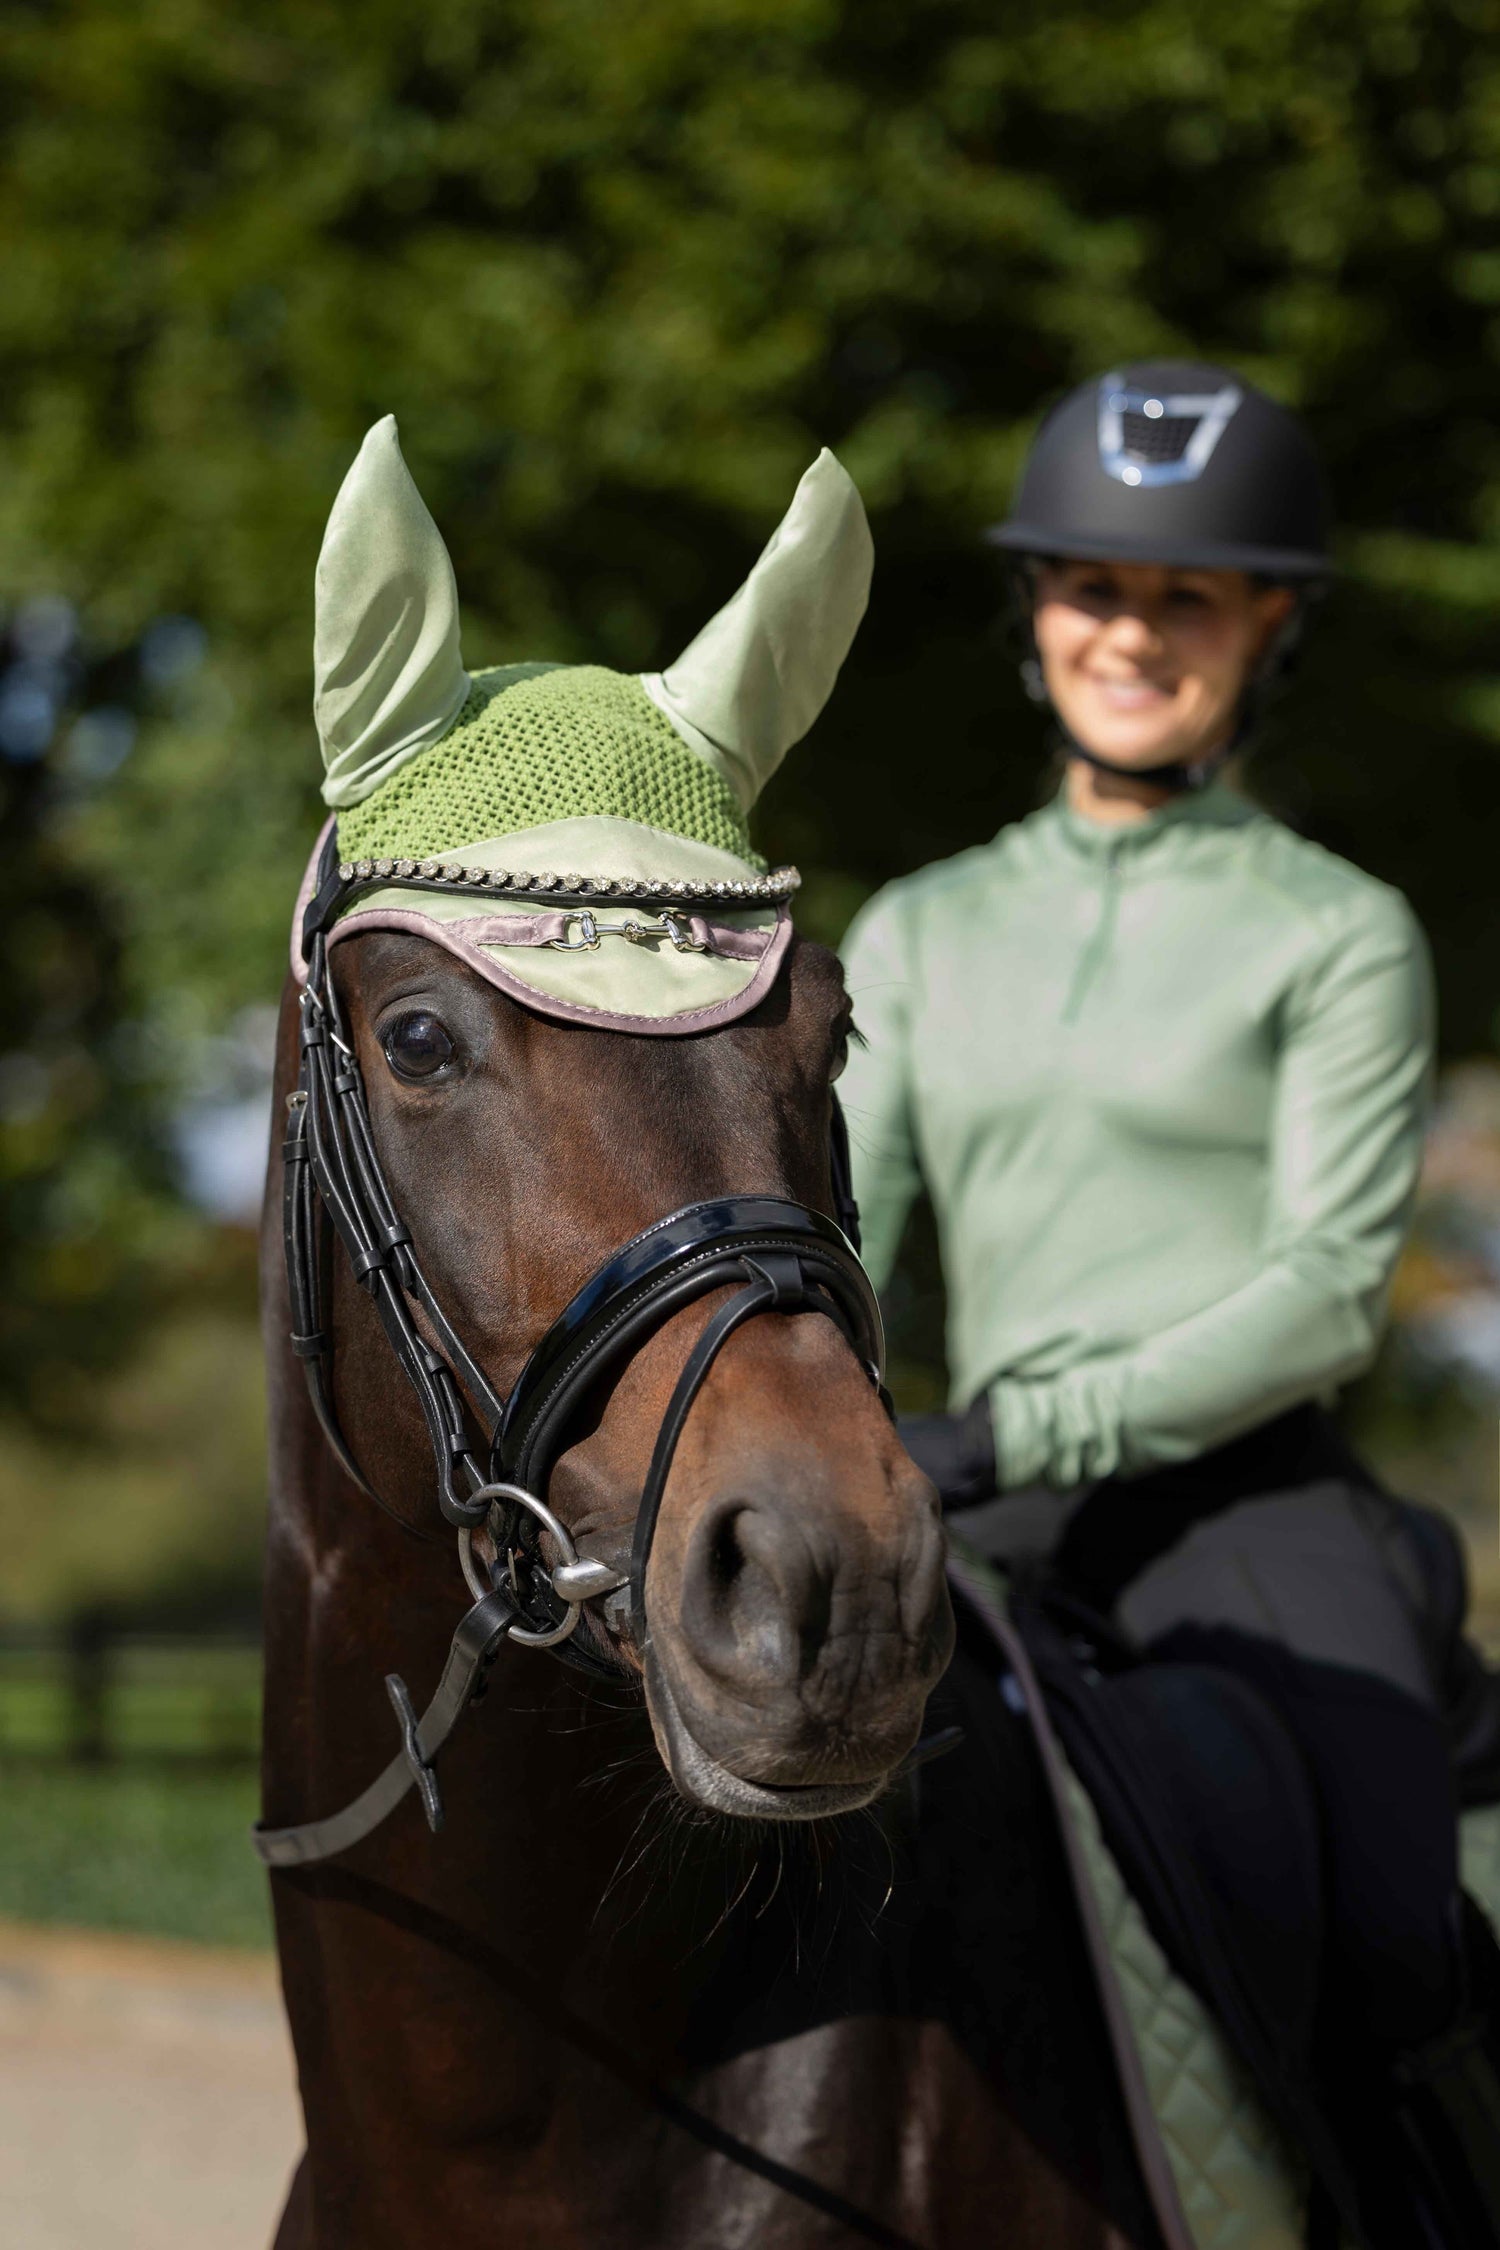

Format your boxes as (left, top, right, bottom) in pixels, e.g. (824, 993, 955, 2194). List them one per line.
(1063, 735, 1228, 795)
(1018, 654, 1231, 794)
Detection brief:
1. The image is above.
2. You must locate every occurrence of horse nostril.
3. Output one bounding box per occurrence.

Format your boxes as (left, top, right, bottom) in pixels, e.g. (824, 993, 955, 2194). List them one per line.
(677, 1497, 829, 1696)
(708, 1505, 746, 1597)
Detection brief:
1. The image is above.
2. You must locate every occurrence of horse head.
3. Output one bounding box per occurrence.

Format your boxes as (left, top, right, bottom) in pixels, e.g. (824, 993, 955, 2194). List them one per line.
(272, 420, 951, 1832)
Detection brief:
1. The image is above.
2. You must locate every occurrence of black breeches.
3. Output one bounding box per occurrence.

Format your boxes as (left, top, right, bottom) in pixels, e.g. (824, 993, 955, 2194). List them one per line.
(1055, 1408, 1463, 2053)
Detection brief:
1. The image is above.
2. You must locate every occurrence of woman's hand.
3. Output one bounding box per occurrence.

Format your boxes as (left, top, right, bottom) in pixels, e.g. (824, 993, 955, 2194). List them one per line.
(897, 1395, 997, 1508)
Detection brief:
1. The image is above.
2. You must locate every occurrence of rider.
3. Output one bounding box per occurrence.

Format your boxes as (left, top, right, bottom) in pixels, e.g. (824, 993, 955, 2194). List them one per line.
(840, 361, 1500, 2242)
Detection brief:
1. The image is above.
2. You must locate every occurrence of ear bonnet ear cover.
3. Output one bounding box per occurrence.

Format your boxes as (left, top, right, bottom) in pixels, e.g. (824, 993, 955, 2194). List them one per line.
(300, 426, 872, 1033)
(640, 447, 874, 811)
(314, 417, 471, 810)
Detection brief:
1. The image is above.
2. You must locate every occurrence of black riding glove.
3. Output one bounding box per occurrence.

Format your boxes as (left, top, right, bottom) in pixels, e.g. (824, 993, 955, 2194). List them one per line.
(897, 1394, 997, 1509)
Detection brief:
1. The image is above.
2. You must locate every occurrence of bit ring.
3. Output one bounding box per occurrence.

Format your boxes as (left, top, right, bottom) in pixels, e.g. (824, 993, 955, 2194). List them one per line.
(456, 1481, 582, 1647)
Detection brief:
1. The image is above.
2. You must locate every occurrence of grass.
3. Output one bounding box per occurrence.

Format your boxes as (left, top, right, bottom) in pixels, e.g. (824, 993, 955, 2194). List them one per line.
(0, 1761, 272, 1948)
(0, 1637, 272, 1949)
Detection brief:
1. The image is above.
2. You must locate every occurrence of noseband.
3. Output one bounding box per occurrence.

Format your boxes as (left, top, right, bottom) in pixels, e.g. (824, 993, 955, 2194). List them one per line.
(256, 834, 885, 1867)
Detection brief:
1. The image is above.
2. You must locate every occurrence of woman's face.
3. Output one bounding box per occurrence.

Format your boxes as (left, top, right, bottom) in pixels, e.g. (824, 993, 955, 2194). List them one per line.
(1032, 559, 1295, 770)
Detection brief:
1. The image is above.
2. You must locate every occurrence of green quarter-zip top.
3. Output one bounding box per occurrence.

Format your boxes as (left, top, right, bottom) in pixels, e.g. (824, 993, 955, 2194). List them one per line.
(839, 783, 1434, 1489)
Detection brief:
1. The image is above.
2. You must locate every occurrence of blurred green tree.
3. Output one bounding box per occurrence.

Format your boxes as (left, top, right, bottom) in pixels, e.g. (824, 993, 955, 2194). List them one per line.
(1, 0, 1500, 1548)
(1, 0, 1497, 1015)
(0, 608, 192, 1432)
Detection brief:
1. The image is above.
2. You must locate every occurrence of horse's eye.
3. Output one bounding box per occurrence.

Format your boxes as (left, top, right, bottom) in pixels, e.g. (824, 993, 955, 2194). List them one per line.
(831, 1015, 861, 1083)
(383, 1011, 456, 1081)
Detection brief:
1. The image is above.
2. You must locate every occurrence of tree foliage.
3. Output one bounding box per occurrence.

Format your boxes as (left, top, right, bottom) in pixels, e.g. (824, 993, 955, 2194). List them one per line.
(2, 0, 1500, 1419)
(0, 611, 190, 1425)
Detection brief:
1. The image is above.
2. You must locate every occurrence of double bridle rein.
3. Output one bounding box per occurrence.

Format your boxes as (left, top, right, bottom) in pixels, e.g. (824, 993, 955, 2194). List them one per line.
(255, 831, 886, 1868)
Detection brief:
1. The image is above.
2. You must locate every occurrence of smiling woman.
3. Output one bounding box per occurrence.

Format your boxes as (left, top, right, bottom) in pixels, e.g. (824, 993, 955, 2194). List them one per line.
(1032, 559, 1294, 816)
(842, 363, 1500, 2238)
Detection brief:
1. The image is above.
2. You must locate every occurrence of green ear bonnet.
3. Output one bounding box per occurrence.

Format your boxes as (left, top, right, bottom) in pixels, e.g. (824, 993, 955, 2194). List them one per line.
(293, 419, 872, 1033)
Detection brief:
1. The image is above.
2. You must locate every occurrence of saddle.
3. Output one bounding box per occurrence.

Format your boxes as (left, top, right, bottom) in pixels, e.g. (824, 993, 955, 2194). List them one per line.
(950, 1547, 1500, 2250)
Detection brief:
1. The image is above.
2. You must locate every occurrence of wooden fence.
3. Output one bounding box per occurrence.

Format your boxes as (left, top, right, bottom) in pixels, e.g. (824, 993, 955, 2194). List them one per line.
(0, 1622, 260, 1763)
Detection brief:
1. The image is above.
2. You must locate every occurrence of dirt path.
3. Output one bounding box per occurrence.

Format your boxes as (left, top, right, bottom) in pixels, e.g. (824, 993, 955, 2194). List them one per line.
(0, 1919, 301, 2250)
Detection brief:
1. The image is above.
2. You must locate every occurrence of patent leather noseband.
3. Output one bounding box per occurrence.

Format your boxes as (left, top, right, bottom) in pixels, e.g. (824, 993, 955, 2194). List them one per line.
(256, 832, 884, 1868)
(502, 1195, 882, 1630)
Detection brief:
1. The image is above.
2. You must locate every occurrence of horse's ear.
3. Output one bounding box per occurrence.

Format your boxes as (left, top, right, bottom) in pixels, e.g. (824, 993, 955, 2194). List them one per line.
(641, 449, 873, 811)
(313, 416, 471, 809)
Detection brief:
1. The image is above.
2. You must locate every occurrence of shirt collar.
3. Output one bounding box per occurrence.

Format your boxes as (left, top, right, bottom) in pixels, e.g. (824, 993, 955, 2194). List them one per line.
(1046, 778, 1259, 861)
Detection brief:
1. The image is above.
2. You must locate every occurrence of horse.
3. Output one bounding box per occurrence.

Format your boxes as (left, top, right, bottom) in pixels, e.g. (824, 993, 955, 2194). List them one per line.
(256, 419, 1155, 2248)
(258, 914, 1160, 2249)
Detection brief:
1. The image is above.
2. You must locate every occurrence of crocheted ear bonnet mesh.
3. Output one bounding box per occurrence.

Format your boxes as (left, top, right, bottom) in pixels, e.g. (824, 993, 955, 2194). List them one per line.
(336, 664, 760, 871)
(296, 418, 872, 1033)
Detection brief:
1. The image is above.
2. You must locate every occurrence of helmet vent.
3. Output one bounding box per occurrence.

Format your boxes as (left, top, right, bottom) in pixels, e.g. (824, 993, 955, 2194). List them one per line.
(1098, 374, 1242, 489)
(1119, 409, 1198, 465)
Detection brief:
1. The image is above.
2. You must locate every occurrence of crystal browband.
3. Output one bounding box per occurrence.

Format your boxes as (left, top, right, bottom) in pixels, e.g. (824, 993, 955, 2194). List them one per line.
(337, 858, 800, 905)
(302, 855, 800, 947)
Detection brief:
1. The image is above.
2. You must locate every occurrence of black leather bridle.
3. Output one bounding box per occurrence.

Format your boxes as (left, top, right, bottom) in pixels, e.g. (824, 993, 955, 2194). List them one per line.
(256, 832, 885, 1868)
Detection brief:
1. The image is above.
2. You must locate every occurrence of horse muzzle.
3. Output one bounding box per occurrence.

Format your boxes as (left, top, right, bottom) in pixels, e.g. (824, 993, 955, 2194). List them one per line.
(639, 1474, 954, 1821)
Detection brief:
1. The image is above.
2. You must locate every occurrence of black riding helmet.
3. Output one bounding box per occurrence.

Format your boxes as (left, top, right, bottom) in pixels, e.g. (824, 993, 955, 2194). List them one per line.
(989, 360, 1332, 786)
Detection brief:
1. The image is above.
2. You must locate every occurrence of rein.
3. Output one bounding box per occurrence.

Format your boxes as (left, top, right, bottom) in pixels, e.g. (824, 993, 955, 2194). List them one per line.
(257, 829, 885, 1867)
